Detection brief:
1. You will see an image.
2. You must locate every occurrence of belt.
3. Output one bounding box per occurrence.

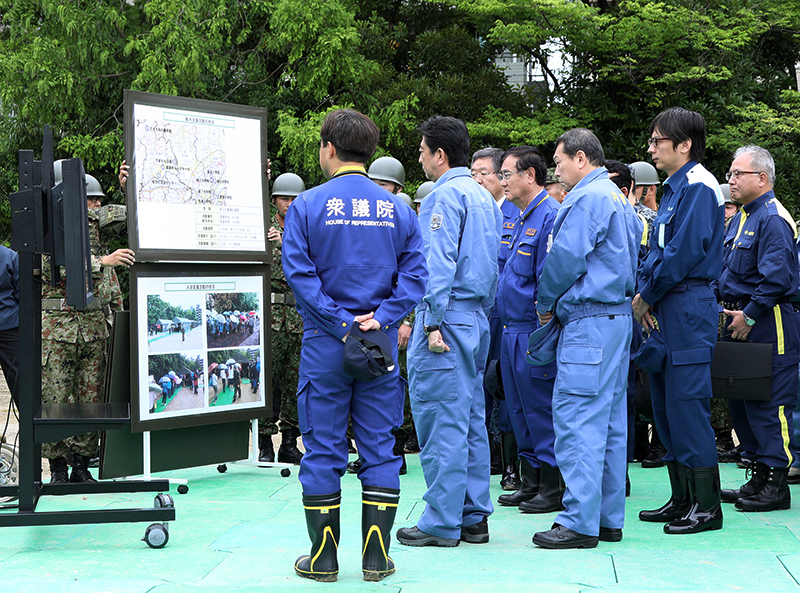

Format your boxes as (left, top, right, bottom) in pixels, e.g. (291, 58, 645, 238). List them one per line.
(721, 297, 791, 311)
(271, 292, 296, 305)
(667, 278, 710, 293)
(559, 301, 632, 326)
(42, 298, 109, 316)
(503, 321, 537, 334)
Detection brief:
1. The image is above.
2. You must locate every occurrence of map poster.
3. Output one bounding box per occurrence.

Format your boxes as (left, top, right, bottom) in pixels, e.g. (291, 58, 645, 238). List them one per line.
(130, 262, 271, 433)
(124, 90, 269, 263)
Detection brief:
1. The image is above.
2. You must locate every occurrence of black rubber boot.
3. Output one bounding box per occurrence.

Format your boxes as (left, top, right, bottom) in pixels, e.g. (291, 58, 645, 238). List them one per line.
(278, 427, 304, 465)
(393, 431, 408, 476)
(69, 453, 98, 483)
(642, 427, 667, 468)
(721, 461, 768, 503)
(639, 460, 691, 522)
(48, 457, 69, 484)
(295, 492, 341, 582)
(499, 431, 521, 491)
(362, 486, 400, 582)
(258, 433, 274, 463)
(497, 457, 539, 506)
(664, 466, 723, 534)
(519, 462, 565, 513)
(735, 466, 791, 512)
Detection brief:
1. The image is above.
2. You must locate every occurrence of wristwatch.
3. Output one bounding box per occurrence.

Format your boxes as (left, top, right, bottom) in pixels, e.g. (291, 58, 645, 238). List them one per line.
(741, 312, 756, 326)
(424, 324, 440, 335)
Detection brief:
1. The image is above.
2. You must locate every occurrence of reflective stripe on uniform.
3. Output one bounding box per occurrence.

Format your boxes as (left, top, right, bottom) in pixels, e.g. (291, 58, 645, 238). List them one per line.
(774, 304, 785, 355)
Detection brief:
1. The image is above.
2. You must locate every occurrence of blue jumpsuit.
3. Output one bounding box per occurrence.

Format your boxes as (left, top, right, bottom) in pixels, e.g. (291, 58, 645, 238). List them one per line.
(282, 166, 428, 496)
(495, 190, 559, 469)
(638, 161, 725, 468)
(536, 168, 641, 537)
(408, 166, 502, 540)
(716, 190, 799, 468)
(486, 198, 519, 433)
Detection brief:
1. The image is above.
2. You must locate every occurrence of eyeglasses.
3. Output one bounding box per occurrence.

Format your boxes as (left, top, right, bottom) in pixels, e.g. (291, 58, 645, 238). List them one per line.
(647, 136, 671, 147)
(497, 170, 525, 181)
(87, 196, 102, 205)
(470, 170, 496, 179)
(725, 170, 763, 181)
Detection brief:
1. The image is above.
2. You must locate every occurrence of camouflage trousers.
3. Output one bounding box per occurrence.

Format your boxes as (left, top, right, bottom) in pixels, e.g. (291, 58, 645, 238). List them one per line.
(259, 330, 301, 435)
(41, 337, 107, 459)
(398, 346, 415, 435)
(711, 396, 733, 434)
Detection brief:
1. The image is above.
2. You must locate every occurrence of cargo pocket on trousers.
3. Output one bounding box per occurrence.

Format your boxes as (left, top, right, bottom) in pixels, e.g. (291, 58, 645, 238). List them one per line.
(672, 346, 712, 400)
(412, 349, 458, 402)
(296, 377, 312, 433)
(557, 344, 602, 397)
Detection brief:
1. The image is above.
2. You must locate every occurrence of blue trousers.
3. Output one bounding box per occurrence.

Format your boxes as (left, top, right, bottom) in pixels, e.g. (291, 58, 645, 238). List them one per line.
(409, 306, 494, 539)
(649, 282, 718, 468)
(296, 328, 404, 495)
(553, 313, 631, 536)
(500, 326, 557, 468)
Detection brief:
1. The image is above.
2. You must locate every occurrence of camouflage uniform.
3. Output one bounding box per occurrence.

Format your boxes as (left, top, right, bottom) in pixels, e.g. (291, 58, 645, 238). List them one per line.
(260, 216, 303, 436)
(41, 209, 123, 459)
(398, 311, 415, 435)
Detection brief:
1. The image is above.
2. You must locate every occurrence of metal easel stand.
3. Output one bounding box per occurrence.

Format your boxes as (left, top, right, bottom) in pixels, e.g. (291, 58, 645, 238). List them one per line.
(215, 419, 293, 477)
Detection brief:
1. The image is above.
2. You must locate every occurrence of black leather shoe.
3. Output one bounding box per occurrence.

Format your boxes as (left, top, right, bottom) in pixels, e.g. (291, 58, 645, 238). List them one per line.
(396, 526, 459, 547)
(735, 466, 791, 512)
(347, 457, 363, 474)
(460, 517, 489, 544)
(533, 523, 598, 549)
(599, 527, 623, 542)
(498, 458, 539, 506)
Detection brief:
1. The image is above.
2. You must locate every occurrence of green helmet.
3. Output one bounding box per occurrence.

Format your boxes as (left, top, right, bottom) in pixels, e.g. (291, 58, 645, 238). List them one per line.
(414, 181, 435, 203)
(630, 161, 661, 186)
(368, 156, 405, 188)
(85, 174, 105, 197)
(396, 192, 413, 209)
(272, 172, 305, 198)
(545, 168, 559, 185)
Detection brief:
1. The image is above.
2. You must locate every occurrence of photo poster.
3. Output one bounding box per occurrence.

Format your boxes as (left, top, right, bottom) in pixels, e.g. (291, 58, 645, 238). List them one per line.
(123, 90, 269, 263)
(130, 263, 271, 433)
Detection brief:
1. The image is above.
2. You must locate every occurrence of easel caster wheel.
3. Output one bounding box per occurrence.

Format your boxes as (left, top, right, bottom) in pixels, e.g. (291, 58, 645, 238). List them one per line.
(217, 464, 227, 473)
(177, 484, 189, 494)
(154, 493, 174, 508)
(143, 523, 169, 548)
(280, 468, 291, 477)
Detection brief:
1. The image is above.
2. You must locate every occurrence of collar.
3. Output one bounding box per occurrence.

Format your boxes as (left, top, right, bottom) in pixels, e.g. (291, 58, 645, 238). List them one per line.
(663, 160, 697, 191)
(496, 196, 506, 208)
(570, 166, 608, 194)
(432, 166, 471, 188)
(741, 189, 774, 216)
(520, 189, 550, 221)
(331, 165, 368, 178)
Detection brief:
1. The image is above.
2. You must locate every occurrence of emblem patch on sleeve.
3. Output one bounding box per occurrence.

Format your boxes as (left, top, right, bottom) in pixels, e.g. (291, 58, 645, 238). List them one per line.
(430, 213, 443, 231)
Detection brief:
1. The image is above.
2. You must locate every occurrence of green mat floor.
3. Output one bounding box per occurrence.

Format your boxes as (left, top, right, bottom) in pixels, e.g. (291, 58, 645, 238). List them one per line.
(2, 456, 800, 592)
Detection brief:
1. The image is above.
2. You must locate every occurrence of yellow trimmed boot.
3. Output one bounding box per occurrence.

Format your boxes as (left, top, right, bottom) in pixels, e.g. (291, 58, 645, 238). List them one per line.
(295, 492, 340, 582)
(362, 486, 400, 582)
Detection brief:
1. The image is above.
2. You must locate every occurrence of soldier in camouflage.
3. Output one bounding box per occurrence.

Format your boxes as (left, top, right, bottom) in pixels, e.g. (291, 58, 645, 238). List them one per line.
(258, 173, 305, 464)
(42, 170, 133, 483)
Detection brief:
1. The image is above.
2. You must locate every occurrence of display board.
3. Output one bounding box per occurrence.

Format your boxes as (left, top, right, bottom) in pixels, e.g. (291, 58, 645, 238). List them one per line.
(130, 263, 271, 432)
(124, 90, 269, 262)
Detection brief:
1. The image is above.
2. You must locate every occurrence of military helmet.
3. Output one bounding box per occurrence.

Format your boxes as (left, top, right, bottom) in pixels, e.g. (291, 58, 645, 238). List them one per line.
(414, 181, 435, 204)
(630, 161, 661, 186)
(720, 183, 732, 204)
(85, 174, 105, 197)
(368, 156, 405, 188)
(272, 172, 305, 198)
(545, 168, 559, 185)
(53, 159, 65, 185)
(396, 192, 413, 209)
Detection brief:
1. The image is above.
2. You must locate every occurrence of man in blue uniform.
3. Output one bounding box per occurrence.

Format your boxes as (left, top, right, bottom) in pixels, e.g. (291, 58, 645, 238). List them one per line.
(717, 145, 799, 512)
(397, 116, 502, 547)
(283, 109, 428, 582)
(493, 146, 563, 513)
(471, 147, 520, 490)
(633, 107, 726, 535)
(532, 128, 641, 549)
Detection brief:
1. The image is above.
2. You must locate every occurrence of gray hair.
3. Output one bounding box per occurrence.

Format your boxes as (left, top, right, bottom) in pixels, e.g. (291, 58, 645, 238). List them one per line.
(471, 147, 504, 174)
(733, 145, 775, 186)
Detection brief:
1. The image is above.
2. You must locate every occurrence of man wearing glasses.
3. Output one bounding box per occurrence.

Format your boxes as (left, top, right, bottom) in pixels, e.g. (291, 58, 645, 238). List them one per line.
(633, 107, 726, 535)
(717, 146, 799, 512)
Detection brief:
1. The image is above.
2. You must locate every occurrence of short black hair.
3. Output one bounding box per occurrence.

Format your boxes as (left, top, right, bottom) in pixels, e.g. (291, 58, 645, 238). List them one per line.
(604, 159, 633, 193)
(554, 128, 605, 167)
(502, 146, 547, 186)
(320, 109, 379, 164)
(418, 116, 470, 168)
(471, 147, 504, 174)
(649, 107, 706, 162)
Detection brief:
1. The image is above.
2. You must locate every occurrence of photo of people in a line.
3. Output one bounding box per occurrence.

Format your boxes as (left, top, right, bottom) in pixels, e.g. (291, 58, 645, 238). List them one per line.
(206, 292, 261, 349)
(147, 353, 206, 414)
(147, 293, 203, 354)
(207, 348, 262, 407)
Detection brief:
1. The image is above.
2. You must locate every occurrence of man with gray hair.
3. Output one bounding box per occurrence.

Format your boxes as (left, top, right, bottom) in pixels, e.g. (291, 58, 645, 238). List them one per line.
(716, 145, 800, 512)
(532, 128, 641, 548)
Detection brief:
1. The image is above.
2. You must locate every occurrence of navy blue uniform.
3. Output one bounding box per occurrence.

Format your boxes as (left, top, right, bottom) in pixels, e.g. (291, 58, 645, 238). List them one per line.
(717, 190, 799, 468)
(638, 160, 725, 468)
(283, 166, 428, 495)
(495, 190, 559, 469)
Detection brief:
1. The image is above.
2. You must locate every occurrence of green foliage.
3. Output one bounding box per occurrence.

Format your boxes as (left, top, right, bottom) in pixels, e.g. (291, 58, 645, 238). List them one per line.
(147, 295, 199, 328)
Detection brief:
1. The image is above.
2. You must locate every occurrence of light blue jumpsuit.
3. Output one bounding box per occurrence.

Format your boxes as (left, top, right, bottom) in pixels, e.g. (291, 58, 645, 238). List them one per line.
(408, 166, 502, 539)
(536, 167, 641, 537)
(282, 166, 428, 496)
(495, 190, 560, 469)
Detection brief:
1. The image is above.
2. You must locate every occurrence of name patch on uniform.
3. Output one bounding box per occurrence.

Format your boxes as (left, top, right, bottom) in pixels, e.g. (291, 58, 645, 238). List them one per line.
(525, 228, 538, 237)
(430, 213, 443, 231)
(503, 222, 515, 229)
